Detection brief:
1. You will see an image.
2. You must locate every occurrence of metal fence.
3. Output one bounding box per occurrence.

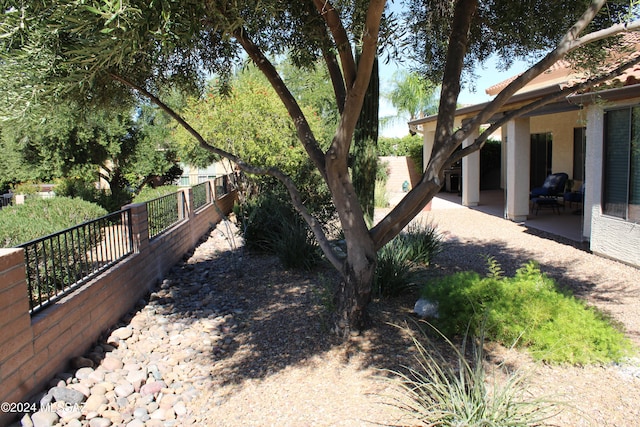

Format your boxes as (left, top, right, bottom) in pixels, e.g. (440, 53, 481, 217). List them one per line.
(192, 181, 211, 211)
(146, 190, 187, 239)
(18, 209, 133, 314)
(214, 173, 237, 198)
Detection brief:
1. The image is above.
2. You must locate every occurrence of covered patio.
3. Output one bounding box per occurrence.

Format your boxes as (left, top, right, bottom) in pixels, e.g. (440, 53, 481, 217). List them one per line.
(430, 189, 585, 243)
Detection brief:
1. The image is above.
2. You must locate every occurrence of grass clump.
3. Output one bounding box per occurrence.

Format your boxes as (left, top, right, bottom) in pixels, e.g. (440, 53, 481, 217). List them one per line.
(420, 258, 633, 364)
(374, 221, 443, 298)
(387, 322, 559, 426)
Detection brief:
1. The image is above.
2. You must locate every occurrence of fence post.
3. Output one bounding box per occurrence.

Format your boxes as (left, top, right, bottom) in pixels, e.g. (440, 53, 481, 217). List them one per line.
(123, 203, 149, 253)
(182, 187, 193, 222)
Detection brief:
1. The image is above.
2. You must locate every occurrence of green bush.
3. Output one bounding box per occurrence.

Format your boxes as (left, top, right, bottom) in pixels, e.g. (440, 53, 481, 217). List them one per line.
(420, 260, 634, 364)
(55, 176, 131, 213)
(0, 197, 108, 247)
(235, 193, 322, 270)
(374, 221, 443, 298)
(132, 185, 179, 203)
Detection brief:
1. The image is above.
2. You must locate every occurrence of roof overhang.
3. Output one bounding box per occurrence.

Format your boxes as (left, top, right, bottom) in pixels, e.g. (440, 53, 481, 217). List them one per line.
(408, 83, 640, 133)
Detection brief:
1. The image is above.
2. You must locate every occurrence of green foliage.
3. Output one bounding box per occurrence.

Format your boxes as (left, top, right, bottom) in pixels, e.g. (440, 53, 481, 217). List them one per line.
(374, 221, 443, 298)
(386, 70, 439, 120)
(235, 192, 322, 271)
(175, 67, 323, 177)
(132, 185, 179, 203)
(378, 134, 423, 173)
(55, 174, 132, 213)
(387, 322, 559, 426)
(0, 197, 107, 247)
(406, 0, 631, 83)
(421, 260, 634, 364)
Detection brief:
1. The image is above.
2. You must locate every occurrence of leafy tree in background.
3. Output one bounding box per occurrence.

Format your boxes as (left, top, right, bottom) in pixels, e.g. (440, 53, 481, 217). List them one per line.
(383, 70, 439, 129)
(1, 0, 639, 336)
(0, 101, 182, 210)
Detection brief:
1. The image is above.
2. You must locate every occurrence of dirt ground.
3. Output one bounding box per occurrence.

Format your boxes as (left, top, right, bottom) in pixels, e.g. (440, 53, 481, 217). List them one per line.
(180, 206, 640, 427)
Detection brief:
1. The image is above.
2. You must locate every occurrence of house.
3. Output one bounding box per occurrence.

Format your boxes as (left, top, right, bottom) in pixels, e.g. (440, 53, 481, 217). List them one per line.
(409, 36, 640, 268)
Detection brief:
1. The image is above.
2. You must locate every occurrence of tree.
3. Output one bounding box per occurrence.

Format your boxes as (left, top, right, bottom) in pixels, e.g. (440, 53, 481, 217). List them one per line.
(0, 100, 181, 209)
(1, 0, 639, 336)
(387, 70, 439, 122)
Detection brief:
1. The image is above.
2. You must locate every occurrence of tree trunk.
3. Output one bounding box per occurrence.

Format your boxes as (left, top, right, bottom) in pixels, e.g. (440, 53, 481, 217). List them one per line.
(333, 243, 377, 337)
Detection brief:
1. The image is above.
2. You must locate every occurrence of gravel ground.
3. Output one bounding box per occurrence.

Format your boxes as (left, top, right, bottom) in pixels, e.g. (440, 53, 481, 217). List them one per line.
(159, 203, 640, 426)
(16, 200, 640, 427)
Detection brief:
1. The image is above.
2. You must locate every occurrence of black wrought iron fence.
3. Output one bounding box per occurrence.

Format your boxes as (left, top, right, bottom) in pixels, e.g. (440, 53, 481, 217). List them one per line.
(192, 181, 211, 211)
(18, 209, 133, 314)
(214, 173, 238, 198)
(147, 190, 186, 239)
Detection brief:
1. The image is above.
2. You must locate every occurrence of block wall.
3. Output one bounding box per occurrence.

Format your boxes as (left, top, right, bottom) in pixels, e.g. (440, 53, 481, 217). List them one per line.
(0, 185, 236, 425)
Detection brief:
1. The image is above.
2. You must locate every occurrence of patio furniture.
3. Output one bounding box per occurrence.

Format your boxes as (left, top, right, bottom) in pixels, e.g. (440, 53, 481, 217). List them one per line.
(530, 172, 569, 199)
(529, 173, 568, 215)
(530, 197, 562, 215)
(564, 183, 585, 208)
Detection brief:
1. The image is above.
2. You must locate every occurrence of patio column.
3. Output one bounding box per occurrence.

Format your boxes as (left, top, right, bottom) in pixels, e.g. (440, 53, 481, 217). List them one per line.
(462, 128, 480, 206)
(583, 104, 604, 239)
(505, 117, 531, 221)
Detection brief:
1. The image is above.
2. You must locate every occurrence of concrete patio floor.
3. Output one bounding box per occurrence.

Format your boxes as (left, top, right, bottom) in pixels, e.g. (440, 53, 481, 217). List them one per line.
(432, 190, 586, 243)
(389, 189, 586, 243)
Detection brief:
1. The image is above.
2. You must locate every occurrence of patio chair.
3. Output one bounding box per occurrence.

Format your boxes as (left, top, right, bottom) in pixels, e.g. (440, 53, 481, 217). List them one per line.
(564, 183, 585, 209)
(530, 172, 568, 215)
(530, 172, 569, 199)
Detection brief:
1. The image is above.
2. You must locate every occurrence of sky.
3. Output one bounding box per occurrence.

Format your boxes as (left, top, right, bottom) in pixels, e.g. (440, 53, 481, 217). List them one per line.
(378, 56, 533, 138)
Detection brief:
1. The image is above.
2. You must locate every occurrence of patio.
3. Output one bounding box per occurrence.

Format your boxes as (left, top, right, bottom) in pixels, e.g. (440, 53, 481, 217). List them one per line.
(431, 190, 585, 243)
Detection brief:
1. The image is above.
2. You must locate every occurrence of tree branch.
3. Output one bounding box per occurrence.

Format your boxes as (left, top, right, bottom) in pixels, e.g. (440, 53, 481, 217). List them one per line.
(433, 0, 477, 147)
(313, 0, 357, 89)
(323, 48, 347, 114)
(232, 27, 328, 179)
(329, 0, 385, 159)
(107, 72, 344, 271)
(462, 0, 610, 136)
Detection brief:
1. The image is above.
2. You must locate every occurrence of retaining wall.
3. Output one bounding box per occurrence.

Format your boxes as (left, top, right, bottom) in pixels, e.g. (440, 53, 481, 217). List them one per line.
(0, 186, 236, 425)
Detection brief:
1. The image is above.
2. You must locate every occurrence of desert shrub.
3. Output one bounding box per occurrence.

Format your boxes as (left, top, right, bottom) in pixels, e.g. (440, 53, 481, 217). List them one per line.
(387, 322, 559, 426)
(374, 221, 443, 298)
(0, 197, 108, 247)
(235, 192, 322, 270)
(395, 221, 443, 265)
(420, 259, 633, 364)
(375, 237, 414, 297)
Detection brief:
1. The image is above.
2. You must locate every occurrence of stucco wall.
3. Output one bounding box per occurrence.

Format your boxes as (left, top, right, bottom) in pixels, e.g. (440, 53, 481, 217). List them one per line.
(530, 110, 583, 181)
(585, 103, 640, 268)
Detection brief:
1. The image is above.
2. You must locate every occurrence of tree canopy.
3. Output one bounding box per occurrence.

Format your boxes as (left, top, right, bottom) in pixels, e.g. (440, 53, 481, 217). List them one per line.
(2, 0, 639, 335)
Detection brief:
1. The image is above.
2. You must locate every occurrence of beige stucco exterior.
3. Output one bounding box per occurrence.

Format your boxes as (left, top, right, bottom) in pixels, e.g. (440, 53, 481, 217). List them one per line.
(409, 80, 640, 269)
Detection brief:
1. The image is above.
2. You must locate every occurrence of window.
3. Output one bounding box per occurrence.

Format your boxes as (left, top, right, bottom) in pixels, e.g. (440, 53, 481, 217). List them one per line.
(603, 107, 640, 221)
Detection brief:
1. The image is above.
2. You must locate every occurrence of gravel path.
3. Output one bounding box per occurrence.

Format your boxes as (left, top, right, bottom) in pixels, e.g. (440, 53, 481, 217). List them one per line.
(12, 200, 640, 427)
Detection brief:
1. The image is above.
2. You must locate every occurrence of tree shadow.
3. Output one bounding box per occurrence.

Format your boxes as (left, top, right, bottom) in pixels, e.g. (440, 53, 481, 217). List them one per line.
(88, 219, 638, 412)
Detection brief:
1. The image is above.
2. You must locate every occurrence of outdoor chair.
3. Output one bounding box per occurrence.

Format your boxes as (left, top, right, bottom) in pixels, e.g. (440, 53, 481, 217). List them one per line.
(530, 172, 569, 199)
(530, 172, 568, 215)
(564, 183, 585, 208)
